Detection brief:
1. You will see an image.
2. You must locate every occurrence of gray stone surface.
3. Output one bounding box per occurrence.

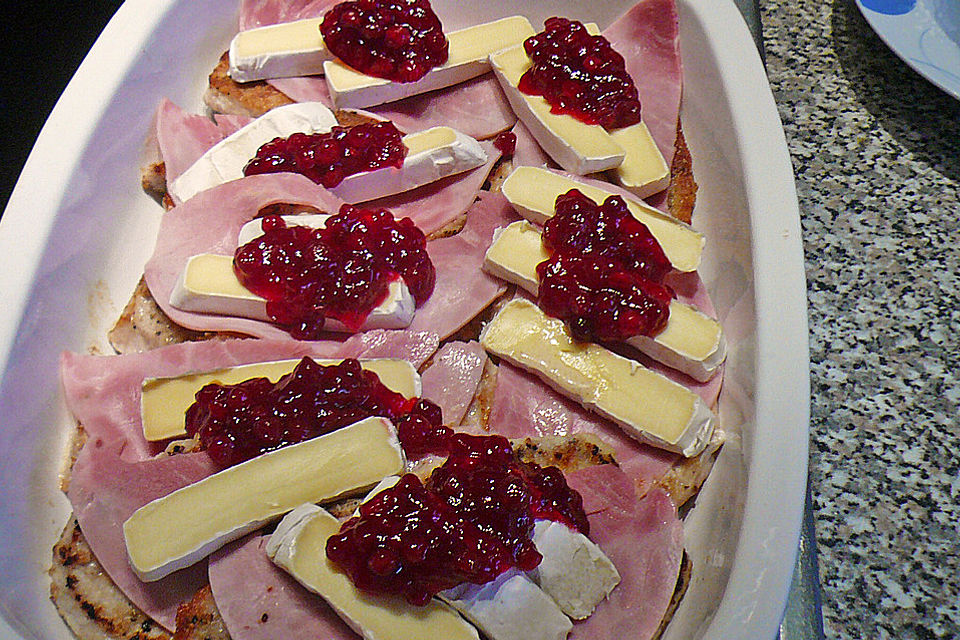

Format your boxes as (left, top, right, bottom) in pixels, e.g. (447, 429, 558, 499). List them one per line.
(761, 0, 960, 637)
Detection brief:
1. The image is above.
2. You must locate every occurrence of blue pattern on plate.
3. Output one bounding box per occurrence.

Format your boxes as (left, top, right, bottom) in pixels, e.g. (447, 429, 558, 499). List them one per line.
(860, 0, 916, 16)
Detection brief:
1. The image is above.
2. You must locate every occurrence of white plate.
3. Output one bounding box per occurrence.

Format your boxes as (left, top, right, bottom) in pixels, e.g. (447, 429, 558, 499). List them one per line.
(856, 0, 960, 100)
(0, 0, 808, 638)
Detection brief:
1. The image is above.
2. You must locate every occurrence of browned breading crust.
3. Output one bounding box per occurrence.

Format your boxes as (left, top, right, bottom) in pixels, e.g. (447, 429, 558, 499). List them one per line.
(514, 434, 618, 472)
(667, 126, 697, 224)
(205, 52, 294, 118)
(50, 519, 173, 640)
(658, 443, 721, 508)
(653, 552, 692, 640)
(141, 162, 167, 206)
(108, 278, 221, 355)
(172, 586, 229, 640)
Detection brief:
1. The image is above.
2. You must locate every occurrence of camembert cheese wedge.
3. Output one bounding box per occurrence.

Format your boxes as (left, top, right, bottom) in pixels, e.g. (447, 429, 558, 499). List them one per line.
(325, 16, 535, 109)
(123, 416, 405, 582)
(170, 102, 338, 203)
(480, 299, 716, 457)
(500, 166, 705, 273)
(267, 504, 481, 640)
(483, 220, 726, 381)
(140, 358, 420, 442)
(228, 18, 333, 82)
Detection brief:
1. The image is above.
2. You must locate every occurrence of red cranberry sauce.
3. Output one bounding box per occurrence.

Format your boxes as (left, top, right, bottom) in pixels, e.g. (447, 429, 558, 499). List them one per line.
(321, 0, 448, 83)
(536, 189, 674, 342)
(492, 131, 517, 156)
(233, 206, 434, 339)
(326, 433, 588, 605)
(518, 17, 641, 130)
(184, 357, 443, 468)
(243, 121, 406, 189)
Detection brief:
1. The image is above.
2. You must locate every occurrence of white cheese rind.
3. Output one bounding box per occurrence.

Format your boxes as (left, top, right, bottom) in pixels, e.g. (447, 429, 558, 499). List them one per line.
(123, 416, 405, 582)
(169, 102, 337, 203)
(169, 254, 415, 333)
(332, 127, 488, 203)
(608, 121, 670, 199)
(268, 505, 481, 640)
(500, 166, 705, 273)
(140, 358, 421, 442)
(479, 299, 716, 457)
(238, 213, 331, 246)
(482, 220, 726, 381)
(529, 520, 620, 620)
(440, 570, 572, 640)
(228, 18, 333, 82)
(490, 44, 624, 175)
(324, 16, 535, 109)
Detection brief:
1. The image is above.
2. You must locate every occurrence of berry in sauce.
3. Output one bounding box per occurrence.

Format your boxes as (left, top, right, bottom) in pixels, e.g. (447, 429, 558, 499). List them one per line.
(518, 17, 642, 130)
(321, 0, 449, 83)
(326, 433, 588, 605)
(233, 207, 433, 339)
(184, 357, 443, 468)
(243, 121, 407, 189)
(492, 131, 517, 156)
(536, 189, 674, 343)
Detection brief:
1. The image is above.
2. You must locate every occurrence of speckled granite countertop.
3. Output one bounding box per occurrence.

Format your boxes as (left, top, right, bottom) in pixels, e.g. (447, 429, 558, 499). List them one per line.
(761, 0, 960, 637)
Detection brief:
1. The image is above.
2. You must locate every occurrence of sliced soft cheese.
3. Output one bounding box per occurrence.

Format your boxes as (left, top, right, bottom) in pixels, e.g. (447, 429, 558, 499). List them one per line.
(141, 358, 420, 442)
(124, 416, 405, 582)
(169, 102, 337, 203)
(490, 43, 623, 175)
(500, 166, 704, 273)
(324, 16, 535, 109)
(267, 504, 481, 640)
(479, 299, 716, 457)
(332, 126, 487, 203)
(229, 18, 333, 83)
(482, 220, 726, 382)
(440, 569, 572, 640)
(608, 121, 670, 198)
(169, 254, 415, 333)
(529, 520, 619, 620)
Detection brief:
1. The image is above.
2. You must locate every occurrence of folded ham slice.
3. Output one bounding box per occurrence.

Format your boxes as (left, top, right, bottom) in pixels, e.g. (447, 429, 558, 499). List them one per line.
(566, 465, 684, 640)
(208, 535, 353, 640)
(239, 0, 337, 30)
(155, 98, 252, 184)
(406, 191, 516, 339)
(269, 73, 517, 141)
(61, 334, 439, 463)
(68, 444, 219, 631)
(420, 341, 487, 427)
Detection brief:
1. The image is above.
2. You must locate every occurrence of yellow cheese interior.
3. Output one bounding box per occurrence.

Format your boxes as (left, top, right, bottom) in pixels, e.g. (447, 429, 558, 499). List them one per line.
(402, 126, 457, 156)
(234, 18, 325, 57)
(501, 166, 704, 272)
(657, 301, 723, 360)
(279, 509, 480, 640)
(480, 299, 698, 445)
(609, 122, 670, 193)
(142, 358, 419, 442)
(327, 15, 535, 91)
(491, 45, 623, 162)
(124, 417, 404, 578)
(484, 221, 546, 293)
(182, 253, 257, 300)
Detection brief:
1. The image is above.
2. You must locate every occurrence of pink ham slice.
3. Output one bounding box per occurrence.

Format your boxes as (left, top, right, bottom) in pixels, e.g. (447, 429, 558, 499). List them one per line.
(68, 444, 219, 631)
(239, 0, 337, 30)
(510, 120, 553, 170)
(143, 173, 346, 339)
(61, 333, 439, 463)
(208, 535, 354, 640)
(269, 74, 516, 141)
(565, 465, 684, 640)
(604, 0, 683, 166)
(406, 191, 516, 339)
(420, 341, 487, 426)
(364, 141, 501, 236)
(155, 98, 253, 183)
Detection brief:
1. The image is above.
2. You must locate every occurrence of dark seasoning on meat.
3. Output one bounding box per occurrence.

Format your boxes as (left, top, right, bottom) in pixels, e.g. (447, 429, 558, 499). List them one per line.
(52, 1, 726, 640)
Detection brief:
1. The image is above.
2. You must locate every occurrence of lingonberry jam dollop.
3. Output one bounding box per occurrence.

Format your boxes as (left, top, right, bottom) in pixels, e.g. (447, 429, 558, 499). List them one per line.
(518, 17, 641, 130)
(233, 205, 434, 339)
(493, 131, 517, 156)
(184, 357, 443, 467)
(326, 433, 588, 605)
(536, 189, 674, 343)
(321, 0, 448, 83)
(243, 121, 406, 189)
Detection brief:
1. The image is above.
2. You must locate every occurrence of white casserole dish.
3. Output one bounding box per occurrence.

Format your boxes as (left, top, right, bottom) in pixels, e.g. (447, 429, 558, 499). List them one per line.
(0, 0, 809, 638)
